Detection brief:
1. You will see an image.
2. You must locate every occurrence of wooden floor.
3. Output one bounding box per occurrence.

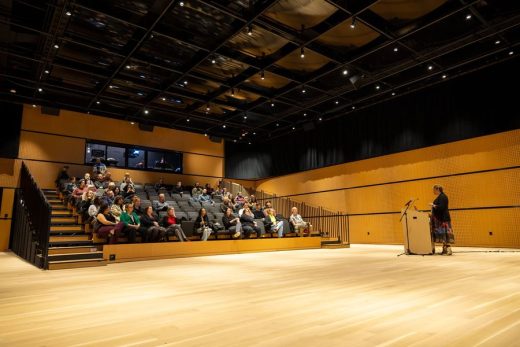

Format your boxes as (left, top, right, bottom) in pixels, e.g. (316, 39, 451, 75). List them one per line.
(1, 245, 520, 347)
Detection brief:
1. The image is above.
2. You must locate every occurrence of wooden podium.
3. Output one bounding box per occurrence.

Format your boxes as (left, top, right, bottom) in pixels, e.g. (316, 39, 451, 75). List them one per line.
(400, 205, 434, 255)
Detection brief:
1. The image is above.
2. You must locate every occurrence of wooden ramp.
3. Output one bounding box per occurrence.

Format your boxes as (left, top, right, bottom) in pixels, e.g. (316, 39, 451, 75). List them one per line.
(103, 237, 322, 263)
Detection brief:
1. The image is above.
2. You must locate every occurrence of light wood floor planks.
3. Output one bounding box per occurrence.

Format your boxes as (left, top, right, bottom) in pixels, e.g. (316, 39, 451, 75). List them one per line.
(0, 245, 520, 347)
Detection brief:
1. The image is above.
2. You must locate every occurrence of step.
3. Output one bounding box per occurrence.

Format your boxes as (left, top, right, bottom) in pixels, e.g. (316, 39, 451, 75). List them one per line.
(50, 229, 86, 235)
(48, 246, 101, 255)
(50, 234, 89, 242)
(51, 217, 76, 225)
(47, 199, 62, 204)
(48, 251, 103, 262)
(48, 240, 94, 247)
(50, 225, 82, 232)
(48, 259, 107, 270)
(321, 243, 350, 249)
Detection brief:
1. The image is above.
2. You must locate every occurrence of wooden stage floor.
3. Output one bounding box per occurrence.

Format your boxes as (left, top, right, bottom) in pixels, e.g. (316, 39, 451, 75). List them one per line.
(1, 244, 519, 347)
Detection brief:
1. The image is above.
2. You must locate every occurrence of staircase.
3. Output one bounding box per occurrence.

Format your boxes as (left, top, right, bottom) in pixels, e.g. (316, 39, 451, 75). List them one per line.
(41, 189, 105, 270)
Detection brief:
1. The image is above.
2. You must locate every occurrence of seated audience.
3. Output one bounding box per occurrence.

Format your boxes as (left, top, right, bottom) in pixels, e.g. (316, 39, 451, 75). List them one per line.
(194, 208, 214, 241)
(265, 208, 284, 238)
(289, 207, 312, 236)
(102, 171, 113, 188)
(95, 203, 124, 244)
(110, 196, 125, 222)
(155, 178, 166, 191)
(88, 197, 102, 221)
(84, 173, 94, 186)
(94, 174, 104, 189)
(161, 207, 189, 242)
(234, 192, 245, 207)
(119, 203, 142, 243)
(123, 185, 136, 202)
(132, 196, 144, 216)
(204, 183, 214, 195)
(198, 189, 213, 204)
(71, 180, 87, 206)
(222, 208, 241, 239)
(62, 176, 77, 195)
(153, 193, 169, 212)
(222, 188, 232, 200)
(192, 182, 203, 199)
(221, 197, 234, 213)
(79, 190, 96, 218)
(120, 176, 134, 193)
(253, 203, 264, 219)
(103, 189, 115, 206)
(240, 206, 262, 239)
(113, 186, 121, 197)
(140, 206, 167, 242)
(173, 181, 183, 195)
(92, 158, 107, 175)
(249, 194, 257, 203)
(264, 201, 273, 215)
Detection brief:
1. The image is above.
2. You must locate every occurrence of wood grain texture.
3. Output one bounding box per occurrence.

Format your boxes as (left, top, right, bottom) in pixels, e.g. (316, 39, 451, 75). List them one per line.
(0, 244, 519, 346)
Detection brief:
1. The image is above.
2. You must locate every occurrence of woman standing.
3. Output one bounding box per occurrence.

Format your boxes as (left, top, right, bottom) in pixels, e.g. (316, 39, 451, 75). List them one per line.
(430, 184, 454, 255)
(194, 208, 214, 241)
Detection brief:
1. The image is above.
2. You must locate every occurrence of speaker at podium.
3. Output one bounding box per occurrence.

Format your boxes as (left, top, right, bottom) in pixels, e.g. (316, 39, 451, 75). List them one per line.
(400, 198, 434, 255)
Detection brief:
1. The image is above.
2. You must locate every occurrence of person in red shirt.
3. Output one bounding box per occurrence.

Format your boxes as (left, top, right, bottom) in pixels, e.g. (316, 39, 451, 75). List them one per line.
(161, 207, 189, 242)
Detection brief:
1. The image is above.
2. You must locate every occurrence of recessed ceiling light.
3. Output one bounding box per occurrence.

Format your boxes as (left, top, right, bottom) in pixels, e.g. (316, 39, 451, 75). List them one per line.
(204, 133, 208, 136)
(303, 112, 307, 116)
(495, 40, 501, 45)
(179, 1, 184, 6)
(243, 115, 247, 120)
(442, 74, 447, 79)
(161, 97, 166, 101)
(253, 132, 256, 135)
(206, 105, 210, 111)
(137, 92, 144, 96)
(393, 47, 399, 52)
(233, 139, 237, 142)
(65, 11, 72, 16)
(44, 70, 49, 74)
(375, 85, 380, 90)
(139, 74, 146, 79)
(271, 103, 275, 107)
(96, 101, 100, 104)
(53, 44, 59, 49)
(109, 85, 114, 89)
(144, 109, 149, 114)
(9, 89, 16, 93)
(391, 92, 396, 96)
(300, 47, 305, 59)
(335, 100, 339, 104)
(292, 126, 295, 130)
(125, 65, 131, 69)
(509, 51, 514, 55)
(465, 14, 472, 20)
(276, 123, 279, 126)
(130, 121, 135, 125)
(248, 142, 251, 145)
(247, 24, 253, 36)
(260, 70, 265, 80)
(302, 88, 306, 93)
(38, 88, 43, 92)
(183, 80, 188, 85)
(222, 124, 226, 128)
(350, 17, 356, 29)
(342, 69, 348, 75)
(352, 106, 355, 109)
(318, 117, 322, 121)
(428, 65, 433, 70)
(32, 104, 37, 108)
(211, 58, 216, 64)
(186, 118, 190, 122)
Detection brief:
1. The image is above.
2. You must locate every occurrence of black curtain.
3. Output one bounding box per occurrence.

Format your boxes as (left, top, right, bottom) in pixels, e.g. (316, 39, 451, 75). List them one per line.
(225, 59, 520, 179)
(0, 102, 23, 159)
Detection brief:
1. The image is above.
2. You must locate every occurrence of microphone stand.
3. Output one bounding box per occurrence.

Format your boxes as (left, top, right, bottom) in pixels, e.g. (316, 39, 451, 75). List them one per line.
(398, 198, 417, 256)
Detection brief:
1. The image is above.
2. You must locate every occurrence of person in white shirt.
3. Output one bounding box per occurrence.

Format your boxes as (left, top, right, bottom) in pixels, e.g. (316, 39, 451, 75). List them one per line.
(289, 207, 312, 237)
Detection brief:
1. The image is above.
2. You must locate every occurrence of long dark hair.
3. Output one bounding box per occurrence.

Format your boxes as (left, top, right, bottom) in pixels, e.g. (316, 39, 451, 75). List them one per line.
(198, 208, 207, 217)
(99, 203, 110, 214)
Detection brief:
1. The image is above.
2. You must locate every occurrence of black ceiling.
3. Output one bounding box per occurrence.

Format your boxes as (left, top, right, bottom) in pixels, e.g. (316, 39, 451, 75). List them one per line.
(1, 0, 519, 143)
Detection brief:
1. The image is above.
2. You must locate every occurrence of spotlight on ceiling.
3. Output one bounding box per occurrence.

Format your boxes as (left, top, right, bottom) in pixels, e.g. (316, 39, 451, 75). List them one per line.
(276, 123, 279, 127)
(183, 80, 188, 85)
(301, 86, 306, 93)
(292, 126, 296, 130)
(179, 1, 184, 6)
(96, 101, 100, 104)
(509, 51, 514, 55)
(211, 57, 216, 64)
(186, 118, 190, 122)
(442, 74, 447, 79)
(352, 106, 356, 110)
(206, 105, 210, 111)
(65, 11, 72, 16)
(204, 133, 208, 137)
(32, 104, 37, 108)
(144, 109, 149, 114)
(243, 115, 247, 120)
(495, 40, 501, 45)
(130, 121, 135, 125)
(393, 47, 399, 52)
(271, 102, 275, 107)
(161, 97, 166, 101)
(53, 44, 59, 49)
(38, 88, 43, 92)
(9, 89, 16, 93)
(391, 92, 396, 96)
(335, 100, 339, 105)
(303, 112, 307, 116)
(44, 70, 50, 74)
(342, 69, 348, 75)
(375, 85, 380, 90)
(231, 88, 235, 96)
(428, 65, 433, 70)
(260, 70, 265, 80)
(318, 117, 322, 121)
(222, 124, 227, 128)
(349, 74, 360, 90)
(350, 16, 356, 29)
(247, 24, 253, 36)
(300, 46, 305, 59)
(465, 14, 472, 20)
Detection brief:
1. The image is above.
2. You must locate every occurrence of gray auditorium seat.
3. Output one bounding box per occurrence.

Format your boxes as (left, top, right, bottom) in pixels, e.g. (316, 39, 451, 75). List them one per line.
(187, 212, 199, 220)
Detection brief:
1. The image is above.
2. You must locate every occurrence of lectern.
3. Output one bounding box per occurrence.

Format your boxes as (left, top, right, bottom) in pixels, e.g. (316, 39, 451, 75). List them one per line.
(400, 203, 434, 255)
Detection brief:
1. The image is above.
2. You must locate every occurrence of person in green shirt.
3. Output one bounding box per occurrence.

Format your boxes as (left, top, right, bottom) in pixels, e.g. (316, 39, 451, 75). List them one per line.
(120, 203, 143, 243)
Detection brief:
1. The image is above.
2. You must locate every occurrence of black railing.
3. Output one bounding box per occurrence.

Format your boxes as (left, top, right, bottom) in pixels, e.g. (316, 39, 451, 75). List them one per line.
(11, 162, 51, 269)
(255, 190, 350, 244)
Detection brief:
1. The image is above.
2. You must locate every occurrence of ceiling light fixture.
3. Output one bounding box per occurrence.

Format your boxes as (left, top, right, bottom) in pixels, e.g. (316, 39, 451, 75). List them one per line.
(183, 80, 188, 85)
(186, 118, 190, 122)
(352, 106, 356, 110)
(130, 122, 135, 125)
(301, 86, 306, 93)
(65, 11, 72, 16)
(96, 101, 100, 104)
(509, 51, 514, 55)
(53, 44, 59, 49)
(243, 115, 247, 120)
(125, 65, 131, 69)
(211, 57, 216, 64)
(9, 89, 16, 93)
(393, 47, 399, 52)
(318, 117, 322, 121)
(144, 109, 149, 114)
(161, 97, 166, 101)
(179, 1, 184, 6)
(375, 85, 380, 90)
(206, 105, 210, 111)
(231, 88, 235, 96)
(303, 112, 307, 116)
(32, 104, 37, 108)
(44, 70, 49, 74)
(495, 40, 501, 45)
(247, 24, 253, 36)
(442, 74, 447, 79)
(342, 69, 348, 75)
(428, 65, 433, 70)
(391, 92, 396, 96)
(276, 123, 279, 127)
(350, 17, 356, 29)
(38, 88, 43, 92)
(300, 46, 305, 59)
(260, 70, 265, 80)
(271, 102, 275, 107)
(204, 133, 208, 137)
(465, 14, 472, 20)
(222, 124, 227, 128)
(335, 100, 339, 105)
(292, 126, 295, 130)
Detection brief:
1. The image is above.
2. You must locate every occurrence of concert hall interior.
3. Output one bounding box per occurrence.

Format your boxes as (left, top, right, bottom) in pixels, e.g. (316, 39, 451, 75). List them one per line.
(0, 0, 519, 346)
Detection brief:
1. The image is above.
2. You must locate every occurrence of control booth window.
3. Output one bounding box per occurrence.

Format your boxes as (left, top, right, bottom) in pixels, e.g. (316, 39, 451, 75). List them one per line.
(85, 141, 183, 174)
(147, 151, 182, 172)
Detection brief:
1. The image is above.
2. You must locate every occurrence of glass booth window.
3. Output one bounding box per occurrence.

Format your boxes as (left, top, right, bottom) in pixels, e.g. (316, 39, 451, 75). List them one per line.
(128, 148, 145, 169)
(147, 151, 182, 172)
(86, 143, 106, 164)
(106, 146, 126, 167)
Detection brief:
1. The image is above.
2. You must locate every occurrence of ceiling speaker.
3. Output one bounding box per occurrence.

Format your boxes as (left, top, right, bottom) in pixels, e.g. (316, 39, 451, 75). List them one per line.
(41, 106, 60, 116)
(138, 123, 154, 132)
(209, 135, 222, 143)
